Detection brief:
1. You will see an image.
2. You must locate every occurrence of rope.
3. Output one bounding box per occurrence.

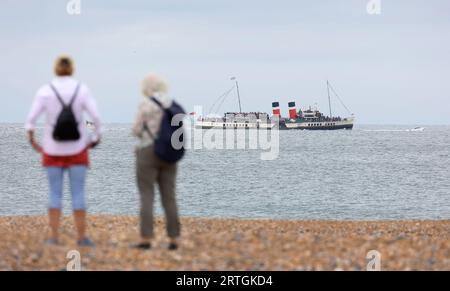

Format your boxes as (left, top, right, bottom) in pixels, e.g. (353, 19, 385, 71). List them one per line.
(328, 82, 352, 115)
(208, 85, 236, 115)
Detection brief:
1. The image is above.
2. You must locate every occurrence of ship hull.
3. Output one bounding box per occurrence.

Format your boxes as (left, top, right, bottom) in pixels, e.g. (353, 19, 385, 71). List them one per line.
(283, 118, 354, 130)
(195, 119, 354, 130)
(286, 123, 353, 130)
(195, 121, 276, 130)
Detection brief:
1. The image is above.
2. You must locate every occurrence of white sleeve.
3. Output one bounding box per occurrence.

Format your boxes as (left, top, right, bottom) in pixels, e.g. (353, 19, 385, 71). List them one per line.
(25, 87, 46, 131)
(82, 86, 102, 142)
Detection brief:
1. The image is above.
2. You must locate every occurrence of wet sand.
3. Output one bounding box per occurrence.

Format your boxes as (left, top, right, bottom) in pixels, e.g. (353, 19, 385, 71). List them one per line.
(0, 216, 448, 271)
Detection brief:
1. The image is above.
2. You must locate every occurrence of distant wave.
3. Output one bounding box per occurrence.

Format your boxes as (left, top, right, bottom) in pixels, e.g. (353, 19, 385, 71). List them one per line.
(363, 127, 425, 132)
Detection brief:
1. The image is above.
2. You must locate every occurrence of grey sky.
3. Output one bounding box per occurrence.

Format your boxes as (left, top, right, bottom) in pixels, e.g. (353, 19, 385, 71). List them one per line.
(1, 0, 449, 124)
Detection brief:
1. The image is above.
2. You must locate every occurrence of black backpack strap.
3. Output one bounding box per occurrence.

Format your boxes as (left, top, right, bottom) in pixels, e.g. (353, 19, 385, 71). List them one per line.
(69, 83, 81, 107)
(49, 84, 66, 107)
(143, 96, 166, 139)
(143, 122, 155, 139)
(149, 96, 164, 109)
(49, 83, 81, 108)
(150, 96, 176, 117)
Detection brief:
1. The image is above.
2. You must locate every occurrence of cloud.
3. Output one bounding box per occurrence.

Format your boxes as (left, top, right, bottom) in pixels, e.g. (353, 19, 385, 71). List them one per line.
(1, 0, 450, 123)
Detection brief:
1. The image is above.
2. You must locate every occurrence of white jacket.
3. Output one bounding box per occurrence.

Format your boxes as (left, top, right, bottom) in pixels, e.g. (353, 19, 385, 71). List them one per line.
(25, 77, 102, 156)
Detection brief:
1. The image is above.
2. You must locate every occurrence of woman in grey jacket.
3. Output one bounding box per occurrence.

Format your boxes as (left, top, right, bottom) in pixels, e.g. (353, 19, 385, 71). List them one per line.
(132, 73, 181, 250)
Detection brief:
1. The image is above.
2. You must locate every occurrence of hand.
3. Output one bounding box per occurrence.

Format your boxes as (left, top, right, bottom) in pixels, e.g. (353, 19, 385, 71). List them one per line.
(89, 139, 101, 149)
(31, 140, 43, 153)
(28, 130, 43, 153)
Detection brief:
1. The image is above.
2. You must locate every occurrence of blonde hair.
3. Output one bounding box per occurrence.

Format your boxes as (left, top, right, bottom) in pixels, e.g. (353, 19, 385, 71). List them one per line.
(54, 55, 74, 76)
(141, 73, 168, 97)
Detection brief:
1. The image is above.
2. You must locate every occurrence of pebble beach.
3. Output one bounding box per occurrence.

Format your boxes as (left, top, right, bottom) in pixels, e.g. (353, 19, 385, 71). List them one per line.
(0, 216, 449, 271)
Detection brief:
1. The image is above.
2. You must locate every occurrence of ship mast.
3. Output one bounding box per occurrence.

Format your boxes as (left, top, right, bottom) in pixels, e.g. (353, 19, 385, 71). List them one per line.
(327, 81, 353, 117)
(327, 80, 332, 118)
(231, 77, 242, 113)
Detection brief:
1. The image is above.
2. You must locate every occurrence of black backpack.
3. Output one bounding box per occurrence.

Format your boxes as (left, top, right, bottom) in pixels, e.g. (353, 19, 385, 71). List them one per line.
(144, 96, 186, 163)
(50, 83, 81, 141)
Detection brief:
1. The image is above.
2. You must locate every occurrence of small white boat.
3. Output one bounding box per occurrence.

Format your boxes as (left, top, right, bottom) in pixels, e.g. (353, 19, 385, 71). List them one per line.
(85, 121, 95, 130)
(409, 127, 425, 132)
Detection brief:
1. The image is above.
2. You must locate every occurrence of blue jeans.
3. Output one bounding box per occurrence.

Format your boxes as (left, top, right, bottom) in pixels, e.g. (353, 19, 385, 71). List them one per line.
(47, 166, 87, 210)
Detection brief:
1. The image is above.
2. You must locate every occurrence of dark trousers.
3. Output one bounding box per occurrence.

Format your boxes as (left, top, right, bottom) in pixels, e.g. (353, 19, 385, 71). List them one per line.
(136, 146, 180, 238)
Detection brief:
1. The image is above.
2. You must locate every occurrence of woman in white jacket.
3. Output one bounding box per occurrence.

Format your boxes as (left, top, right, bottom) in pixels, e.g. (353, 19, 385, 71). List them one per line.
(25, 56, 101, 247)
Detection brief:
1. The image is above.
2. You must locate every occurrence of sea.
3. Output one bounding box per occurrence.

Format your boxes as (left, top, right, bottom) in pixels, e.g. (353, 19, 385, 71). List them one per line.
(1, 123, 449, 220)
